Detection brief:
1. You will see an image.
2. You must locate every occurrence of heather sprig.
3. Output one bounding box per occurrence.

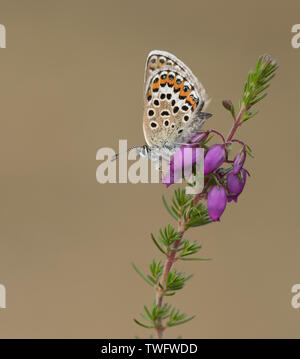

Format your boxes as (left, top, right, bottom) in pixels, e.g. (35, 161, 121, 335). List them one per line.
(133, 54, 278, 338)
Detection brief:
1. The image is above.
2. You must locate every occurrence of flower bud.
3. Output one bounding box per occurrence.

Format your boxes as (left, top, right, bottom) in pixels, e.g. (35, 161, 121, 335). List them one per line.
(204, 144, 226, 175)
(262, 54, 277, 67)
(226, 168, 247, 202)
(207, 185, 227, 221)
(190, 132, 209, 144)
(233, 151, 246, 175)
(222, 99, 233, 112)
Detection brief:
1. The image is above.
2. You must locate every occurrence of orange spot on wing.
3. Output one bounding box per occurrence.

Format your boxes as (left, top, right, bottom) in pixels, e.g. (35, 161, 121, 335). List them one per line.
(179, 88, 192, 98)
(152, 81, 159, 91)
(174, 80, 183, 91)
(160, 76, 167, 86)
(167, 74, 175, 86)
(186, 96, 197, 109)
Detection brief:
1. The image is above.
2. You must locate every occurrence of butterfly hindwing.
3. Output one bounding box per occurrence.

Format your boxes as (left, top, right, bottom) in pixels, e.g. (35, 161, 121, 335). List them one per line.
(143, 51, 211, 149)
(113, 51, 211, 163)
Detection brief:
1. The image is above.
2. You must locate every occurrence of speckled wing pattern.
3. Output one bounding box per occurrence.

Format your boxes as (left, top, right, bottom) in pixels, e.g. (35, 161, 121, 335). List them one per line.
(143, 50, 211, 150)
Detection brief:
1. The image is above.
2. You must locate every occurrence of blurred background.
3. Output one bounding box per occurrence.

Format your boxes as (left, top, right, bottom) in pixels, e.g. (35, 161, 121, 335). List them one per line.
(0, 0, 299, 338)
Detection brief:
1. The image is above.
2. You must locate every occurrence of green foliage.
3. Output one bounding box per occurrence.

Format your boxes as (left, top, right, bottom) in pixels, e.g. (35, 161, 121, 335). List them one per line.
(163, 188, 212, 227)
(159, 224, 181, 247)
(134, 302, 170, 329)
(245, 144, 254, 158)
(186, 201, 212, 228)
(149, 259, 163, 284)
(152, 191, 212, 261)
(166, 269, 193, 292)
(228, 54, 278, 123)
(133, 189, 211, 336)
(179, 240, 202, 257)
(167, 308, 196, 328)
(162, 188, 192, 221)
(132, 262, 154, 288)
(134, 302, 195, 330)
(224, 54, 278, 125)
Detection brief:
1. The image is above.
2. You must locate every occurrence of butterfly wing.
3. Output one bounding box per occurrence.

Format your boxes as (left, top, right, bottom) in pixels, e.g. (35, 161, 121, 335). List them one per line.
(143, 50, 211, 149)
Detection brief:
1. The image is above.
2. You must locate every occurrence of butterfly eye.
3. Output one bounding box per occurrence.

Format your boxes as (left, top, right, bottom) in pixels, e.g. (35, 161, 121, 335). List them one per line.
(163, 120, 170, 127)
(148, 109, 155, 117)
(150, 121, 158, 129)
(183, 115, 189, 122)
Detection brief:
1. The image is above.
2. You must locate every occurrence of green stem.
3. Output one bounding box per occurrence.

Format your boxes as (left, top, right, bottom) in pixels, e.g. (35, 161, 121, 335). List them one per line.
(226, 106, 247, 142)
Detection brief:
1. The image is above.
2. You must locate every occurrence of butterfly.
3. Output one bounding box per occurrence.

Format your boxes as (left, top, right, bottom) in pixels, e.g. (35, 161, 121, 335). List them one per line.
(113, 50, 212, 162)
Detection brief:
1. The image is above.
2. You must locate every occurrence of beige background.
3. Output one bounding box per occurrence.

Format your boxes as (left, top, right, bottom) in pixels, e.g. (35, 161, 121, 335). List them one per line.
(0, 0, 299, 338)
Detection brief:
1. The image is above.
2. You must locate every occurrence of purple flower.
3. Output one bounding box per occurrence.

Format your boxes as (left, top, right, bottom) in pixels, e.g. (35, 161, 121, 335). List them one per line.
(233, 151, 246, 175)
(204, 144, 226, 175)
(162, 146, 203, 187)
(207, 185, 227, 221)
(226, 168, 247, 202)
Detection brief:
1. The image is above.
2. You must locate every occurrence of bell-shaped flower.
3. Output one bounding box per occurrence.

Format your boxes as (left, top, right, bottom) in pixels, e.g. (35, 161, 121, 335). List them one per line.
(233, 151, 246, 175)
(204, 144, 226, 175)
(226, 168, 247, 202)
(162, 146, 204, 187)
(207, 185, 227, 221)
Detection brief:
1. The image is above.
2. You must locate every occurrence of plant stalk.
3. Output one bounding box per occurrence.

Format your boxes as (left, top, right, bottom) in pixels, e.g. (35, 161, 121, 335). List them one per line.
(155, 225, 186, 339)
